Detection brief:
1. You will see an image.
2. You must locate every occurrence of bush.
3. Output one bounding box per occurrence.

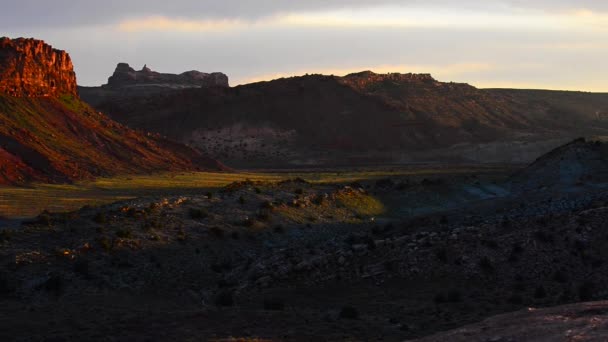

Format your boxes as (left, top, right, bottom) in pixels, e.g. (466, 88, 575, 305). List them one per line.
(579, 281, 595, 301)
(507, 294, 523, 305)
(215, 290, 234, 307)
(115, 228, 133, 239)
(97, 237, 112, 252)
(210, 227, 225, 238)
(93, 212, 107, 224)
(534, 230, 554, 244)
(294, 188, 304, 195)
(534, 285, 547, 299)
(44, 273, 65, 295)
(479, 257, 494, 273)
(447, 290, 462, 302)
(238, 196, 246, 205)
(0, 230, 12, 243)
(263, 298, 285, 311)
(340, 306, 359, 319)
(36, 210, 53, 226)
(257, 210, 271, 222)
(260, 201, 274, 209)
(189, 208, 208, 219)
(206, 192, 213, 199)
(434, 248, 448, 263)
(0, 272, 14, 295)
(74, 259, 90, 278)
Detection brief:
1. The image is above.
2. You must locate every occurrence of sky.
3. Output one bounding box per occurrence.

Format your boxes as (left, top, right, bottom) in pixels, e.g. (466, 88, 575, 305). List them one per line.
(2, 0, 607, 91)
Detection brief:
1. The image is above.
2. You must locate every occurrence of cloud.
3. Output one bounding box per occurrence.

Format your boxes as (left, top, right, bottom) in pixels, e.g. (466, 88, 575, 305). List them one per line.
(3, 0, 608, 29)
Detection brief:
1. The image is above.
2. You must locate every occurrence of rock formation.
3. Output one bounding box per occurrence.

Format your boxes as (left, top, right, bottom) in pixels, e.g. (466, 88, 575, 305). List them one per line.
(0, 37, 77, 97)
(104, 63, 229, 88)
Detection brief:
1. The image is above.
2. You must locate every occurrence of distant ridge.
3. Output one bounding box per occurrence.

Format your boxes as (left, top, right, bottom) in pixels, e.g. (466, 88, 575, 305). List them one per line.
(80, 69, 608, 167)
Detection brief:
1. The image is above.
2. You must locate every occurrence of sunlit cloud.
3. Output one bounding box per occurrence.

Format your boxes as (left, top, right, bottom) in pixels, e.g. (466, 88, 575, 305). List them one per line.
(116, 6, 608, 33)
(118, 16, 248, 32)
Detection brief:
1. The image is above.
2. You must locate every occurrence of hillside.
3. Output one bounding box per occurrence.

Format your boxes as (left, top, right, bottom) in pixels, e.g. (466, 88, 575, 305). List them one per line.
(0, 38, 224, 185)
(80, 71, 608, 168)
(3, 138, 608, 340)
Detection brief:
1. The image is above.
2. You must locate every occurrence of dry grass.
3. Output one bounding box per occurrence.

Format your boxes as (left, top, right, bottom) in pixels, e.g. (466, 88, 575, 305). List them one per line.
(0, 166, 505, 219)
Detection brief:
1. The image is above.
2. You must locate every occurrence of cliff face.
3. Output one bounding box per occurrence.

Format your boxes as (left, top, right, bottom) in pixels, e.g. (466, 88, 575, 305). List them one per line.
(104, 63, 229, 88)
(0, 37, 77, 97)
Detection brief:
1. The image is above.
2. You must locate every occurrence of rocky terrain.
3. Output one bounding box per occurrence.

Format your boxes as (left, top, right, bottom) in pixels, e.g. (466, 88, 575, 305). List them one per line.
(0, 37, 77, 97)
(418, 301, 608, 341)
(80, 70, 608, 168)
(2, 139, 608, 340)
(0, 38, 225, 185)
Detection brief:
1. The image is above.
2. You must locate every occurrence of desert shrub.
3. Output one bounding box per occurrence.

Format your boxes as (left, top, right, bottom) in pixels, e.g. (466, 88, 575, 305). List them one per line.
(312, 194, 326, 206)
(375, 178, 395, 189)
(340, 306, 359, 319)
(215, 290, 234, 307)
(447, 290, 462, 302)
(534, 230, 554, 244)
(481, 239, 498, 249)
(125, 207, 137, 218)
(434, 248, 448, 263)
(294, 188, 304, 195)
(511, 243, 524, 254)
(254, 187, 262, 194)
(44, 273, 64, 295)
(263, 298, 285, 311)
(97, 237, 112, 252)
(553, 270, 569, 283)
(0, 230, 12, 243)
(579, 281, 595, 301)
(260, 201, 274, 209)
(238, 196, 246, 205)
(177, 229, 187, 242)
(0, 272, 14, 295)
(189, 208, 208, 219)
(93, 212, 107, 224)
(534, 285, 547, 299)
(73, 259, 90, 278)
(115, 228, 133, 239)
(507, 294, 523, 304)
(434, 293, 447, 303)
(257, 210, 271, 222)
(479, 256, 494, 273)
(206, 192, 213, 199)
(32, 210, 53, 226)
(210, 227, 225, 238)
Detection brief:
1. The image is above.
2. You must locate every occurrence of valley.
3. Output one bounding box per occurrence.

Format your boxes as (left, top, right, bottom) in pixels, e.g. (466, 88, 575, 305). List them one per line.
(2, 33, 608, 341)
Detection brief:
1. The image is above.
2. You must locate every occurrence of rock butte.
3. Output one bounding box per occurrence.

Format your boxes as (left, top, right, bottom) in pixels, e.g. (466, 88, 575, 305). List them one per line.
(0, 37, 77, 97)
(104, 63, 229, 89)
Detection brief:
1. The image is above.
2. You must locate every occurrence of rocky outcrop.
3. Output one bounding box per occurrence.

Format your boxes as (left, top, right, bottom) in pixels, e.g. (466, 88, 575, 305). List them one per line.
(104, 63, 229, 88)
(0, 37, 77, 97)
(416, 301, 608, 342)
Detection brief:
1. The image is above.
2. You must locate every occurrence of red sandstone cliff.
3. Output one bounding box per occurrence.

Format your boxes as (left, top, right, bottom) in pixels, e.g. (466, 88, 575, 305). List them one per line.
(0, 37, 77, 97)
(0, 37, 225, 185)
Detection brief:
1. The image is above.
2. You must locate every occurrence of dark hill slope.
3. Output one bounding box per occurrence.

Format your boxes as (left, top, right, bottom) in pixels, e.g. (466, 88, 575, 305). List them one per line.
(0, 94, 224, 184)
(81, 71, 608, 167)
